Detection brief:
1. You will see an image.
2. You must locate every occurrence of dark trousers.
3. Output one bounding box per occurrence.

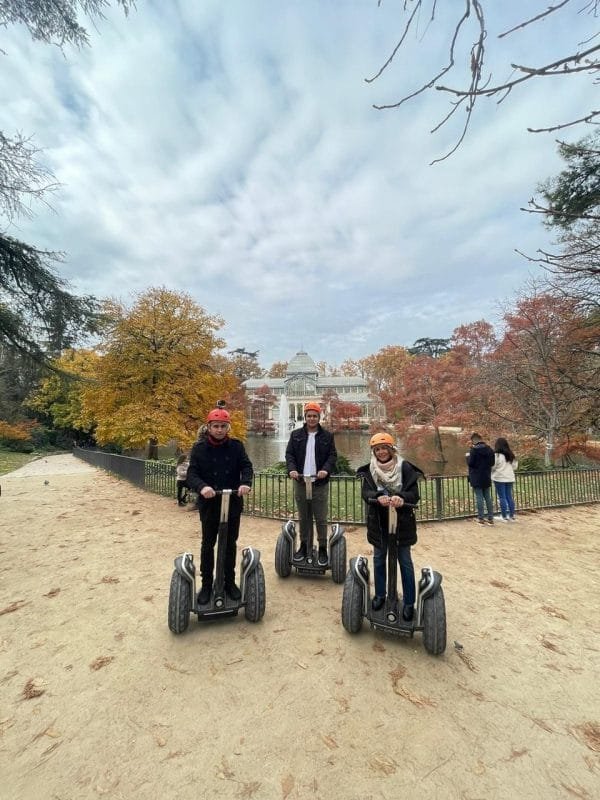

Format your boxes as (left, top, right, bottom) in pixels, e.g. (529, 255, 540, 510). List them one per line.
(176, 480, 189, 503)
(293, 481, 329, 546)
(373, 541, 416, 607)
(199, 506, 241, 585)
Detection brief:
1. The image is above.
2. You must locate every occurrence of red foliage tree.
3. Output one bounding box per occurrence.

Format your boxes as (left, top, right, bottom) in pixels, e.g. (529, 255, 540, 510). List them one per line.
(328, 398, 362, 432)
(393, 350, 476, 466)
(248, 384, 277, 434)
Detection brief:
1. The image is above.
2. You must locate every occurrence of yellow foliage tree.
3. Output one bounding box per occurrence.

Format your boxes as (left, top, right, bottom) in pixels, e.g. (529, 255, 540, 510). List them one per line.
(81, 288, 241, 454)
(27, 348, 100, 436)
(358, 345, 413, 398)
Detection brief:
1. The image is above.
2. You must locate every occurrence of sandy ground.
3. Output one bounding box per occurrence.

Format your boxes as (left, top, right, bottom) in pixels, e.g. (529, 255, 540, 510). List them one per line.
(0, 454, 599, 800)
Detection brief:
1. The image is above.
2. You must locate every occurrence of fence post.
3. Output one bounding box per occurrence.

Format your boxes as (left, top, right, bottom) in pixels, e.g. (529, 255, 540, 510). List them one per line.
(434, 476, 444, 520)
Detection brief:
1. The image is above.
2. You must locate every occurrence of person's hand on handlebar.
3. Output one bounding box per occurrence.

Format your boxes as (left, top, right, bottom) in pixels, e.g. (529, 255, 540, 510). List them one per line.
(376, 494, 404, 508)
(316, 470, 328, 480)
(289, 470, 299, 480)
(200, 486, 216, 499)
(238, 485, 251, 496)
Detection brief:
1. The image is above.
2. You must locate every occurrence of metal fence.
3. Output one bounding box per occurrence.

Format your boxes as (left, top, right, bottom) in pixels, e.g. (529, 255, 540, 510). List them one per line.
(73, 447, 600, 524)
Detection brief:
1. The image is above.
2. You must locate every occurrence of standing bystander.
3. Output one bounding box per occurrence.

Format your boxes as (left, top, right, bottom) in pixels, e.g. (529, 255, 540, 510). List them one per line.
(466, 432, 496, 525)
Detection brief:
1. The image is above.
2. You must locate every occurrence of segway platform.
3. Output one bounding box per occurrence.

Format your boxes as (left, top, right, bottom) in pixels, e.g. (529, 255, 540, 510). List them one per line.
(275, 476, 347, 583)
(168, 490, 266, 634)
(341, 503, 446, 655)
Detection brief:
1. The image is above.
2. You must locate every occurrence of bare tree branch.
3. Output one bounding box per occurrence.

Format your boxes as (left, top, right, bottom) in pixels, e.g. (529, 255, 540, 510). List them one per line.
(368, 1, 600, 157)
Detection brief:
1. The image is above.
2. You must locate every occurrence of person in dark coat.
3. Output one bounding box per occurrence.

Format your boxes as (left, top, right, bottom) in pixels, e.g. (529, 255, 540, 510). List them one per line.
(186, 408, 253, 603)
(466, 432, 495, 525)
(357, 432, 424, 621)
(285, 401, 337, 565)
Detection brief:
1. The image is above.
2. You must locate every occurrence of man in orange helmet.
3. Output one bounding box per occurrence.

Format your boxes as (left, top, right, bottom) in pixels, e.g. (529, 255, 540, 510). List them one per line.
(285, 401, 337, 565)
(187, 407, 253, 603)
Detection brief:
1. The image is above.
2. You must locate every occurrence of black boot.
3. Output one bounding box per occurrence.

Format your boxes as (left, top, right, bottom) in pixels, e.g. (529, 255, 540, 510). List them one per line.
(402, 604, 414, 622)
(198, 581, 212, 605)
(318, 546, 328, 566)
(293, 541, 307, 561)
(225, 580, 241, 601)
(371, 595, 385, 611)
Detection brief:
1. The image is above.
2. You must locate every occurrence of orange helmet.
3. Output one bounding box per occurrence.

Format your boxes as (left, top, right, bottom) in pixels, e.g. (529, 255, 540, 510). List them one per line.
(207, 408, 231, 424)
(304, 402, 321, 415)
(370, 432, 395, 449)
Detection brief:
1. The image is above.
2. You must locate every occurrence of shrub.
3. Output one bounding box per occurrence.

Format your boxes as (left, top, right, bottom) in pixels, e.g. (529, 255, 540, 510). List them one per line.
(518, 455, 545, 472)
(335, 454, 355, 475)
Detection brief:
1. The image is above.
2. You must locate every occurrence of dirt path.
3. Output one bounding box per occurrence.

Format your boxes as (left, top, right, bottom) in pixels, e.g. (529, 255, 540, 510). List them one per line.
(1, 454, 599, 799)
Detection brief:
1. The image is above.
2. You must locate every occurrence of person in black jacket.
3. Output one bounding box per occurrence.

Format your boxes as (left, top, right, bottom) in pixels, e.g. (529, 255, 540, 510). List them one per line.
(186, 408, 253, 603)
(285, 401, 337, 566)
(466, 432, 495, 525)
(357, 432, 424, 621)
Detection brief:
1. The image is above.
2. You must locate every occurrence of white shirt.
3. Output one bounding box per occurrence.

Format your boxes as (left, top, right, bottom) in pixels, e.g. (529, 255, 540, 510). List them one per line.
(303, 432, 317, 478)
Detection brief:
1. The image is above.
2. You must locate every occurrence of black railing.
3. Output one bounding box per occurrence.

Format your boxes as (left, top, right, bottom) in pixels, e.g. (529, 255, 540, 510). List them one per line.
(72, 448, 600, 524)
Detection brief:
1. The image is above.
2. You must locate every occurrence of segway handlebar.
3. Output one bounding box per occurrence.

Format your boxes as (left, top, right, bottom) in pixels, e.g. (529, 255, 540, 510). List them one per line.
(367, 497, 417, 508)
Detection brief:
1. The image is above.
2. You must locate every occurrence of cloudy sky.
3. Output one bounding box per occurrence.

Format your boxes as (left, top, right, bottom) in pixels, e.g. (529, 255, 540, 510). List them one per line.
(1, 1, 596, 368)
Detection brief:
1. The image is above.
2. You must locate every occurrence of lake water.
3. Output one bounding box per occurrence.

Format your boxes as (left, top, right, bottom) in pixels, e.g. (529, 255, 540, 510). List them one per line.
(245, 431, 471, 475)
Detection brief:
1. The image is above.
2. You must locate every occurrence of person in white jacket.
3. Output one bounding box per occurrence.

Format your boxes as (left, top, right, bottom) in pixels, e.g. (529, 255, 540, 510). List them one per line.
(491, 438, 518, 522)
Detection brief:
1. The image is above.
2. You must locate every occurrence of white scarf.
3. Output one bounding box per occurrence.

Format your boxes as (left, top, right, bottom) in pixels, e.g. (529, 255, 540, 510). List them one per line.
(370, 452, 403, 492)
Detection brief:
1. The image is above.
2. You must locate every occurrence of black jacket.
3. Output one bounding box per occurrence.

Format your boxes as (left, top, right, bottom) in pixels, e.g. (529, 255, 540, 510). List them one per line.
(187, 437, 253, 513)
(285, 424, 337, 486)
(467, 441, 495, 489)
(357, 460, 424, 548)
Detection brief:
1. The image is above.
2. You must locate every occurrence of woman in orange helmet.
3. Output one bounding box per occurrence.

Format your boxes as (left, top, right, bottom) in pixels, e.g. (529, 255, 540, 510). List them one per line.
(357, 432, 424, 620)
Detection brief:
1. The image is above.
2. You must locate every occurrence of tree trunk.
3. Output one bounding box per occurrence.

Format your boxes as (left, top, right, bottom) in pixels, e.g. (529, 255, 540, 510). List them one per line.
(433, 426, 447, 464)
(147, 437, 159, 460)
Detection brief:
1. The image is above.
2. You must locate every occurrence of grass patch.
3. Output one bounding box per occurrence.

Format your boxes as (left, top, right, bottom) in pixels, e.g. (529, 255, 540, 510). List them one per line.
(0, 449, 40, 476)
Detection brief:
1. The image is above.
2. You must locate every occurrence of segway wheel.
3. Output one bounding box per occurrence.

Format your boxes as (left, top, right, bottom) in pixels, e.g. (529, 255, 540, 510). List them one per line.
(341, 569, 364, 634)
(244, 562, 266, 622)
(274, 533, 292, 578)
(330, 536, 347, 584)
(422, 585, 447, 655)
(167, 570, 191, 634)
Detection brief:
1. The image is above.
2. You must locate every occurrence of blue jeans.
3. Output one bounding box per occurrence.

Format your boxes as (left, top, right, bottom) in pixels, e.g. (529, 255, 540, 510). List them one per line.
(474, 486, 493, 520)
(373, 541, 415, 606)
(494, 481, 515, 518)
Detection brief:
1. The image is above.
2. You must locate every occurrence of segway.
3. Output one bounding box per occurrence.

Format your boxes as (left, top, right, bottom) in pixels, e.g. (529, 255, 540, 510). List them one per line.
(168, 489, 266, 634)
(341, 502, 446, 655)
(275, 475, 346, 583)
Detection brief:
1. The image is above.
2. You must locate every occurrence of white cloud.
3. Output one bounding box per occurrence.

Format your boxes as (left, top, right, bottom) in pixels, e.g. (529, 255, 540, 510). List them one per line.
(1, 0, 596, 366)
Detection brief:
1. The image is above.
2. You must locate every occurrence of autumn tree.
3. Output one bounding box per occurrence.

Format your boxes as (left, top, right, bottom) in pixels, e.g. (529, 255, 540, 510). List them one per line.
(394, 350, 476, 466)
(358, 345, 413, 420)
(368, 1, 600, 160)
(26, 348, 100, 444)
(339, 358, 364, 377)
(328, 398, 362, 432)
(450, 321, 498, 368)
(248, 384, 278, 434)
(81, 288, 238, 456)
(489, 291, 599, 465)
(268, 361, 288, 378)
